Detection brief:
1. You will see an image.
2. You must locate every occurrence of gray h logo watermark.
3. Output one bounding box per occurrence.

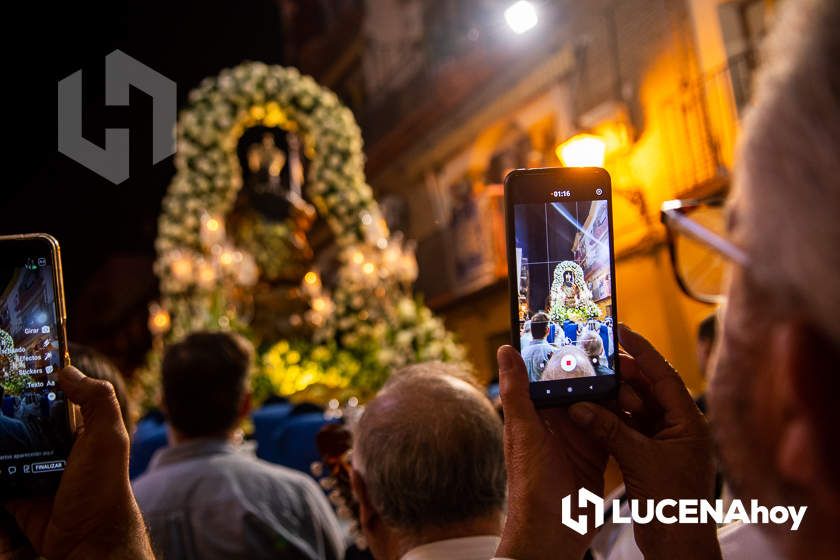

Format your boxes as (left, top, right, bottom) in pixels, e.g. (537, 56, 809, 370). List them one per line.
(58, 50, 176, 184)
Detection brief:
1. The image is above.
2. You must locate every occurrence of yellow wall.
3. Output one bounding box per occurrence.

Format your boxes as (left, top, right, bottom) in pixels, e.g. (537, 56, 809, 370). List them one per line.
(614, 246, 716, 392)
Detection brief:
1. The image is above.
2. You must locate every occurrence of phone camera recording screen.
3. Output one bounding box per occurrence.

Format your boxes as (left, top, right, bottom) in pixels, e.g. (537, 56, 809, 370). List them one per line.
(0, 247, 71, 494)
(513, 192, 617, 388)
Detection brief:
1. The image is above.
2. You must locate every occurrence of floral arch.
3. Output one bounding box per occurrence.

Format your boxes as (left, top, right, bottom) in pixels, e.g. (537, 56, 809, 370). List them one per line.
(142, 62, 464, 406)
(548, 261, 602, 324)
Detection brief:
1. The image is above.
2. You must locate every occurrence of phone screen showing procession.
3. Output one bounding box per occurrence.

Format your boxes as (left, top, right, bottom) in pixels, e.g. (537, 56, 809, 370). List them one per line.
(514, 200, 616, 383)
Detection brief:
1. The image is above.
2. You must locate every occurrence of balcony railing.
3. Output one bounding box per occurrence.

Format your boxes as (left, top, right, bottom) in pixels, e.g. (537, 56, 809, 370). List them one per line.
(661, 50, 756, 197)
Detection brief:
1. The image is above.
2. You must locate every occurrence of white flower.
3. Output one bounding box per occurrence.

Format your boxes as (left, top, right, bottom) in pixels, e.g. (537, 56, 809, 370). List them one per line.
(377, 348, 395, 366)
(236, 253, 259, 287)
(395, 330, 413, 348)
(397, 299, 416, 322)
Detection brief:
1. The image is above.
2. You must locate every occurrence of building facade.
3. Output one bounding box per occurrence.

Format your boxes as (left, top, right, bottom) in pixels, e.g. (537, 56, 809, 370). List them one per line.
(282, 0, 775, 389)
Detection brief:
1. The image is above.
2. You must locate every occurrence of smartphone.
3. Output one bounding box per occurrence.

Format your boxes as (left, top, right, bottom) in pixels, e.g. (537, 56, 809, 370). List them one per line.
(0, 234, 74, 497)
(504, 167, 620, 406)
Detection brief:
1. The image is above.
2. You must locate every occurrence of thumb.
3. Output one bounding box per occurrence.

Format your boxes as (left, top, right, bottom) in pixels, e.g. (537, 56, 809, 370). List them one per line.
(568, 402, 642, 459)
(58, 366, 124, 433)
(497, 345, 541, 427)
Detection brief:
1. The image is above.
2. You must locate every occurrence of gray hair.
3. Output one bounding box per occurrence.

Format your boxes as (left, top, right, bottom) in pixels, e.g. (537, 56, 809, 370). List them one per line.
(735, 0, 840, 345)
(353, 362, 505, 531)
(579, 330, 604, 360)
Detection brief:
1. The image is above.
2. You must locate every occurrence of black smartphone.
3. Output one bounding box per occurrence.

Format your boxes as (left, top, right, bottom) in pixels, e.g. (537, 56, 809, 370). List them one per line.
(0, 234, 74, 497)
(504, 167, 620, 406)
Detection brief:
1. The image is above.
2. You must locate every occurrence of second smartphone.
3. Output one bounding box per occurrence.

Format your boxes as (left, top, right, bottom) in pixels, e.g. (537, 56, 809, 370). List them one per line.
(504, 167, 620, 406)
(0, 234, 74, 497)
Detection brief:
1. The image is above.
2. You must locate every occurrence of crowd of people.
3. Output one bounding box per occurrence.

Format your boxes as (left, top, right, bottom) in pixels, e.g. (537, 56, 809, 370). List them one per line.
(3, 0, 840, 558)
(521, 313, 614, 382)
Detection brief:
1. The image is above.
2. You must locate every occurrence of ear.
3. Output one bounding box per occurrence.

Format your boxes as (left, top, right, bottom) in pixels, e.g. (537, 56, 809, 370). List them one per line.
(773, 322, 837, 497)
(350, 468, 377, 532)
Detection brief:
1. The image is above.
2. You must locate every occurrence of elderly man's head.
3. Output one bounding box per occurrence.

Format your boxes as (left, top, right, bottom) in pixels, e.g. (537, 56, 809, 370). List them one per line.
(543, 345, 595, 380)
(709, 0, 840, 556)
(351, 362, 505, 560)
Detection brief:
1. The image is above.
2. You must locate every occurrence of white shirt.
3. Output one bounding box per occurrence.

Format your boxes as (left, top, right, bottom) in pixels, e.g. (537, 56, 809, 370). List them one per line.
(401, 535, 501, 560)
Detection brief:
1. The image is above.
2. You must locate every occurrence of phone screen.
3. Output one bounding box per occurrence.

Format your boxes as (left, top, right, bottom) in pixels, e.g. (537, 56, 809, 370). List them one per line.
(0, 237, 72, 495)
(506, 168, 619, 404)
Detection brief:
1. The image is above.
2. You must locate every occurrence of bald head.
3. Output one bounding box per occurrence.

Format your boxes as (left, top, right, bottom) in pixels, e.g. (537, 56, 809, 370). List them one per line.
(354, 362, 505, 532)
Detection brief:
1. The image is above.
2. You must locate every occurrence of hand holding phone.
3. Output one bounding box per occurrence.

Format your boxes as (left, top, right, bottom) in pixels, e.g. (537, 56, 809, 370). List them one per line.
(0, 234, 153, 558)
(504, 167, 620, 406)
(5, 366, 154, 560)
(496, 344, 608, 559)
(496, 327, 720, 559)
(567, 325, 721, 560)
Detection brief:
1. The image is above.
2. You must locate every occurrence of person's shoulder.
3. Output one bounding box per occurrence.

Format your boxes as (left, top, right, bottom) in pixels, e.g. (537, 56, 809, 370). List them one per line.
(208, 451, 312, 486)
(245, 456, 320, 489)
(239, 458, 334, 519)
(131, 462, 170, 496)
(131, 466, 170, 509)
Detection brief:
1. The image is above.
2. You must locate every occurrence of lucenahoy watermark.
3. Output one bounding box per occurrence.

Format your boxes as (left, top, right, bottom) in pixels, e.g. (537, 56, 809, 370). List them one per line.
(561, 488, 807, 535)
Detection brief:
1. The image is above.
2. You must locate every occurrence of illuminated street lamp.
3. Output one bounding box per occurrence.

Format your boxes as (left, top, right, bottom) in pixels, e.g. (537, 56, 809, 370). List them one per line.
(505, 1, 538, 34)
(148, 303, 171, 336)
(556, 133, 607, 167)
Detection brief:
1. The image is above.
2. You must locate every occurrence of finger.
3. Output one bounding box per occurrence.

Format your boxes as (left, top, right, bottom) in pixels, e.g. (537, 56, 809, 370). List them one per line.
(615, 383, 661, 435)
(1, 515, 37, 558)
(618, 355, 659, 411)
(618, 324, 679, 382)
(4, 499, 51, 552)
(497, 346, 540, 427)
(618, 354, 646, 384)
(618, 326, 701, 426)
(651, 375, 706, 431)
(58, 366, 125, 436)
(0, 508, 19, 553)
(617, 382, 645, 416)
(568, 402, 645, 459)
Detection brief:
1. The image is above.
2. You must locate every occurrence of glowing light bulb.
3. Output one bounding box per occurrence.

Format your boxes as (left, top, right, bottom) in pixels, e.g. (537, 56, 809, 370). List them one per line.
(312, 297, 328, 312)
(505, 1, 538, 34)
(556, 134, 607, 167)
(148, 305, 171, 335)
(219, 250, 235, 267)
(170, 256, 194, 282)
(304, 271, 320, 286)
(196, 260, 217, 289)
(362, 262, 376, 275)
(200, 214, 225, 247)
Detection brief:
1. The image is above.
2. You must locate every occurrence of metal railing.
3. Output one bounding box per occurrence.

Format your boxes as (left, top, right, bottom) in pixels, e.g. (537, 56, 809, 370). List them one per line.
(661, 50, 756, 197)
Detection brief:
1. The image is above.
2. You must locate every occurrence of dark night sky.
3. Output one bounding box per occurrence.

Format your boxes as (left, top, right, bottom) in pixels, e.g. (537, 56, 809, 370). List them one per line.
(2, 1, 284, 367)
(515, 201, 592, 314)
